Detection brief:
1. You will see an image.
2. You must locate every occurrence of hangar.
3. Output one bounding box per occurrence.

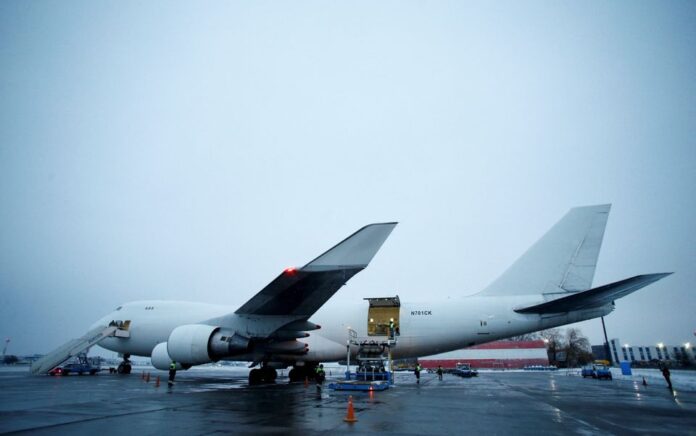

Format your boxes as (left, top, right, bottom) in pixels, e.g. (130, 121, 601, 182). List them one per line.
(419, 340, 549, 369)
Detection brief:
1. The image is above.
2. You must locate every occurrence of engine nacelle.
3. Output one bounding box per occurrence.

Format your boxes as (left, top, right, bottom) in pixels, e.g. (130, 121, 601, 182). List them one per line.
(151, 342, 187, 371)
(166, 324, 252, 366)
(168, 324, 219, 365)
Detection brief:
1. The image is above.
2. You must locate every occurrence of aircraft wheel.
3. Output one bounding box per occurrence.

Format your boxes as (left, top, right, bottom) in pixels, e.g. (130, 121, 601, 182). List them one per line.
(249, 368, 263, 385)
(288, 368, 298, 382)
(63, 370, 70, 376)
(260, 367, 277, 383)
(117, 362, 132, 374)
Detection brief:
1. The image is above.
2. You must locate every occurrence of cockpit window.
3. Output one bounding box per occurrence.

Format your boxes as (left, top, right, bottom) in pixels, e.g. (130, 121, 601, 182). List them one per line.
(116, 306, 122, 311)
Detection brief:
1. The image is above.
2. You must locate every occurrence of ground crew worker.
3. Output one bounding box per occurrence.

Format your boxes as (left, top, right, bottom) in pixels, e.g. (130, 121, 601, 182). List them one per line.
(315, 364, 326, 391)
(414, 363, 422, 384)
(437, 365, 443, 381)
(660, 364, 673, 390)
(168, 361, 177, 386)
(389, 318, 395, 339)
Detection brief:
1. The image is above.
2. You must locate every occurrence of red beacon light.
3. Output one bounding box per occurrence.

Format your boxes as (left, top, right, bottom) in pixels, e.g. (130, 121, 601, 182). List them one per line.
(284, 267, 297, 275)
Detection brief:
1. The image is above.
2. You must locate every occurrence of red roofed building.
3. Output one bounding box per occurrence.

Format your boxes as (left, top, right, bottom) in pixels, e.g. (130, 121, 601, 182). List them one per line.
(419, 340, 549, 369)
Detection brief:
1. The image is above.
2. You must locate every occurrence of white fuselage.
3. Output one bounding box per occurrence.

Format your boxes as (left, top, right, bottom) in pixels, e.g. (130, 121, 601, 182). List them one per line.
(94, 294, 612, 365)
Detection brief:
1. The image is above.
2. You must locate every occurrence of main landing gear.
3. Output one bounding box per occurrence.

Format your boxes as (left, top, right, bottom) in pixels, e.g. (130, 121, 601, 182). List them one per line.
(117, 354, 132, 374)
(288, 364, 318, 383)
(248, 365, 277, 385)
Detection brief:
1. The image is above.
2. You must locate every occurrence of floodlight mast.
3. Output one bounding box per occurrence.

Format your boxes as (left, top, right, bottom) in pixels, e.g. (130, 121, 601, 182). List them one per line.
(601, 317, 612, 366)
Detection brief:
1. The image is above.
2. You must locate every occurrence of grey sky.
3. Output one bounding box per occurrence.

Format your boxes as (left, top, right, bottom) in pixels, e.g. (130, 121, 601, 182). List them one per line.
(1, 1, 694, 356)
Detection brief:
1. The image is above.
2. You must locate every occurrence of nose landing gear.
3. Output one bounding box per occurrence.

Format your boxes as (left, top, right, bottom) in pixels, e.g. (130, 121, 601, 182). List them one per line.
(117, 354, 132, 374)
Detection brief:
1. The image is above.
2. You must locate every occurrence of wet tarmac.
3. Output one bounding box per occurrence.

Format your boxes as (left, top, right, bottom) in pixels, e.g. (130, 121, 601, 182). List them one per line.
(1, 366, 695, 435)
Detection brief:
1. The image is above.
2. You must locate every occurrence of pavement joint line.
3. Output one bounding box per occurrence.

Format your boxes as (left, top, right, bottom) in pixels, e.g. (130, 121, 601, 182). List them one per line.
(1, 404, 190, 435)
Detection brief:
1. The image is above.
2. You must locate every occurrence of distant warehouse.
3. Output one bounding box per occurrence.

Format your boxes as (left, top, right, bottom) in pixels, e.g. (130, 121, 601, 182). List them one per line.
(419, 340, 549, 369)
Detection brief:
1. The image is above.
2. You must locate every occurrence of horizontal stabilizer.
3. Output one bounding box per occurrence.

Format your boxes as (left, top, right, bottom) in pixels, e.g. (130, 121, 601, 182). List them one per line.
(515, 273, 672, 314)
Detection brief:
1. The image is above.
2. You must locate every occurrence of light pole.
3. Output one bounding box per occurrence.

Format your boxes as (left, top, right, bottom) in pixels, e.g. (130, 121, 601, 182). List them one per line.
(657, 342, 665, 361)
(600, 317, 612, 366)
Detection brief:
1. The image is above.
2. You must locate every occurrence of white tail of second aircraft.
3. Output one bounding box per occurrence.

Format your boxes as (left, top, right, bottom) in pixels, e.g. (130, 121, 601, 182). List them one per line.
(478, 204, 611, 297)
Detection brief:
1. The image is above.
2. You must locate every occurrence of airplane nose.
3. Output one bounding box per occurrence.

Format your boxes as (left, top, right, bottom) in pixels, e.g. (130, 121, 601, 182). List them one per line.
(89, 313, 113, 331)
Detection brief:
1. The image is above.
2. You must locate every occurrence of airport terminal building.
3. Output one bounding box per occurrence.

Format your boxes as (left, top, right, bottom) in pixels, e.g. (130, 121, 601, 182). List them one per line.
(608, 338, 695, 364)
(419, 340, 549, 369)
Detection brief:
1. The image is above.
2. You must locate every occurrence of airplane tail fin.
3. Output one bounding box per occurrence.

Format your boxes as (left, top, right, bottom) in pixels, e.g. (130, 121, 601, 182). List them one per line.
(477, 204, 611, 297)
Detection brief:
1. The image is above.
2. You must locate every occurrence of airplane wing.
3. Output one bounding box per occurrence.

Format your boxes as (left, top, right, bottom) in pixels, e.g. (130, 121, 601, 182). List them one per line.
(514, 273, 672, 314)
(234, 222, 397, 317)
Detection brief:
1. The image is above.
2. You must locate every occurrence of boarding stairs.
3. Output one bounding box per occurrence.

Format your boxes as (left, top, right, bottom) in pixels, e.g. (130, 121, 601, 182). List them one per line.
(30, 325, 125, 375)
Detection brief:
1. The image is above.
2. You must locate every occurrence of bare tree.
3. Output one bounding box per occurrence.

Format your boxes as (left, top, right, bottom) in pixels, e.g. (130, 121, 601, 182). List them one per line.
(540, 329, 564, 365)
(565, 328, 592, 367)
(506, 328, 592, 367)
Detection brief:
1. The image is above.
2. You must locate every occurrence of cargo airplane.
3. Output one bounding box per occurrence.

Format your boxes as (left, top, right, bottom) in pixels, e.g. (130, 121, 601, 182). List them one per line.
(32, 205, 671, 383)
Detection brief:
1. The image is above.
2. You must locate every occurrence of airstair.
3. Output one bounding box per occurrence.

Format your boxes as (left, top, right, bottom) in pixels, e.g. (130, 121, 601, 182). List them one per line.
(30, 325, 121, 375)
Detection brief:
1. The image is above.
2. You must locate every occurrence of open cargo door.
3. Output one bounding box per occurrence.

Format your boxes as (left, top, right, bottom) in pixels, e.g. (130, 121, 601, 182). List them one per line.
(365, 296, 400, 336)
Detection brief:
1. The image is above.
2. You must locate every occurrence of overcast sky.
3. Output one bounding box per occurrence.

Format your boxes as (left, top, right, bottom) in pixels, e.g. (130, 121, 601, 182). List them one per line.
(1, 1, 694, 357)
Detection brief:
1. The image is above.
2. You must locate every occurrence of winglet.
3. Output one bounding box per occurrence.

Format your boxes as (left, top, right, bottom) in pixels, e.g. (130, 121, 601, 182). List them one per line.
(302, 222, 398, 271)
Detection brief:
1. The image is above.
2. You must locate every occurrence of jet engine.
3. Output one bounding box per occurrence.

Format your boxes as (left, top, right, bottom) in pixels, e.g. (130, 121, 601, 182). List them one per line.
(151, 324, 251, 368)
(151, 342, 188, 371)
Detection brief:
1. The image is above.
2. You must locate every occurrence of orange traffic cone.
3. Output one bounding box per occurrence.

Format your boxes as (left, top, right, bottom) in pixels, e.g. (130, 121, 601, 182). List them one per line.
(155, 376, 160, 388)
(145, 372, 150, 383)
(141, 371, 145, 381)
(304, 376, 309, 388)
(344, 395, 358, 423)
(643, 377, 648, 386)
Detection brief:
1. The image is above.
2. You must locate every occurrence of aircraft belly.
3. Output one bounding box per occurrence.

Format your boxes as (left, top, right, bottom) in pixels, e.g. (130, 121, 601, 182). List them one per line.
(302, 334, 346, 361)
